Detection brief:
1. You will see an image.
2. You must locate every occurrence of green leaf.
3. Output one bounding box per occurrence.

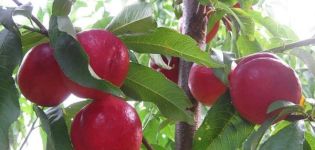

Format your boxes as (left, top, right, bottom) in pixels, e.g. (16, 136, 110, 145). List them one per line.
(238, 0, 254, 10)
(260, 121, 305, 150)
(49, 15, 124, 98)
(13, 3, 33, 19)
(56, 16, 76, 37)
(198, 0, 218, 5)
(237, 35, 262, 56)
(121, 27, 224, 68)
(92, 11, 112, 29)
(193, 93, 254, 150)
(305, 132, 315, 150)
(232, 8, 255, 40)
(52, 0, 73, 16)
(0, 4, 33, 34)
(0, 29, 23, 73)
(34, 106, 73, 150)
(21, 30, 48, 52)
(216, 2, 255, 40)
(122, 63, 194, 124)
(290, 49, 315, 77)
(106, 3, 157, 35)
(267, 100, 304, 114)
(244, 117, 275, 150)
(0, 29, 22, 150)
(207, 9, 226, 34)
(244, 106, 305, 150)
(0, 7, 19, 33)
(63, 100, 91, 130)
(249, 11, 298, 41)
(218, 0, 237, 5)
(0, 69, 20, 150)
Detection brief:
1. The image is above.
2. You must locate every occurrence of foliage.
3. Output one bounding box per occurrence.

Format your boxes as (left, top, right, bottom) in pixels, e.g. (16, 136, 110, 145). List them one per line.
(0, 0, 315, 150)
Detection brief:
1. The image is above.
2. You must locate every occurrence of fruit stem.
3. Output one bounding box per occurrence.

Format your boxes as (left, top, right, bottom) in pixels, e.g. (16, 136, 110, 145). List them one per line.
(12, 0, 49, 37)
(142, 137, 154, 150)
(175, 0, 208, 150)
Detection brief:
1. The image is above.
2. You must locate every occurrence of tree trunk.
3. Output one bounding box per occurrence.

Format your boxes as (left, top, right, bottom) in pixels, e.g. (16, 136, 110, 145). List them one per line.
(175, 0, 209, 150)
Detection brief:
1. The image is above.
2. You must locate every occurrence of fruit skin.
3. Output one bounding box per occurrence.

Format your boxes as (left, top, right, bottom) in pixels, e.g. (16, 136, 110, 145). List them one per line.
(150, 56, 179, 83)
(17, 43, 70, 107)
(63, 77, 108, 100)
(71, 95, 143, 150)
(233, 2, 241, 8)
(188, 64, 227, 106)
(229, 56, 301, 124)
(206, 21, 220, 43)
(237, 52, 279, 66)
(64, 30, 129, 99)
(229, 52, 279, 81)
(77, 30, 129, 86)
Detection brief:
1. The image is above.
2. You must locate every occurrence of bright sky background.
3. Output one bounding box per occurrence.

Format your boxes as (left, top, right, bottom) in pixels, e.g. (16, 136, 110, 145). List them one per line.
(1, 0, 315, 149)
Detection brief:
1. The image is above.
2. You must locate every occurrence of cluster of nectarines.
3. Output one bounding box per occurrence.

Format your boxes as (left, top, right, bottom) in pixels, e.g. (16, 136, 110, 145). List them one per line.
(151, 52, 302, 124)
(17, 30, 142, 150)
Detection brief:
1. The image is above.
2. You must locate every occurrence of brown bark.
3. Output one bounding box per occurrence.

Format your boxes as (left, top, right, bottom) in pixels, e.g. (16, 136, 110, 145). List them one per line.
(175, 0, 209, 150)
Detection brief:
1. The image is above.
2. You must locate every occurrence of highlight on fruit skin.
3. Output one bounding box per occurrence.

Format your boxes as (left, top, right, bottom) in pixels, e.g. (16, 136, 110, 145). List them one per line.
(71, 95, 143, 150)
(17, 43, 70, 107)
(229, 52, 302, 124)
(188, 63, 227, 106)
(64, 29, 129, 99)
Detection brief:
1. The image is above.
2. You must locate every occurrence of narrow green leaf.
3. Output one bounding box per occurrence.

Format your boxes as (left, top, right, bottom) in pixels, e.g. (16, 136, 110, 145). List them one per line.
(122, 63, 194, 124)
(238, 0, 254, 10)
(198, 0, 218, 5)
(63, 100, 91, 130)
(0, 7, 19, 33)
(0, 29, 23, 73)
(244, 106, 305, 150)
(249, 11, 299, 41)
(305, 132, 315, 150)
(56, 16, 76, 37)
(267, 100, 303, 114)
(34, 106, 72, 150)
(49, 15, 124, 98)
(52, 0, 73, 16)
(260, 121, 305, 150)
(0, 29, 22, 149)
(232, 8, 255, 40)
(13, 3, 33, 19)
(21, 30, 48, 52)
(0, 4, 33, 34)
(207, 9, 226, 34)
(218, 0, 237, 5)
(0, 69, 20, 150)
(193, 93, 254, 150)
(106, 3, 157, 35)
(237, 35, 262, 56)
(290, 49, 315, 77)
(121, 27, 224, 68)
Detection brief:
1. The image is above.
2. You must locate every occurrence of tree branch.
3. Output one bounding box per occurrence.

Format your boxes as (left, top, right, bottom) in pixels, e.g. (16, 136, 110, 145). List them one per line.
(19, 117, 38, 150)
(175, 0, 208, 150)
(234, 38, 315, 63)
(12, 0, 49, 37)
(142, 137, 154, 150)
(265, 38, 315, 53)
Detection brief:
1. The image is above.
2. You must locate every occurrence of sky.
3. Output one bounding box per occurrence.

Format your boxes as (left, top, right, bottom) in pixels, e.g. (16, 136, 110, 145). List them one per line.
(1, 0, 315, 149)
